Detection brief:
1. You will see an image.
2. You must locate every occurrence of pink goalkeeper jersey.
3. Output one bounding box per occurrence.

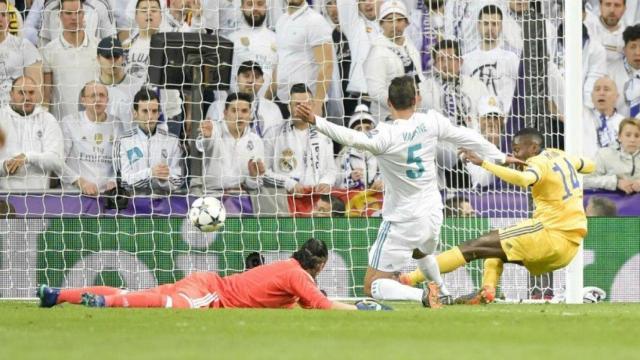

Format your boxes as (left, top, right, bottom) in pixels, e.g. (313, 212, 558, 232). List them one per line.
(214, 259, 332, 309)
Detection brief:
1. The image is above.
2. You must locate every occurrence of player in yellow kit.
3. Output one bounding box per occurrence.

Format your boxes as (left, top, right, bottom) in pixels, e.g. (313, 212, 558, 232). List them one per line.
(400, 128, 595, 304)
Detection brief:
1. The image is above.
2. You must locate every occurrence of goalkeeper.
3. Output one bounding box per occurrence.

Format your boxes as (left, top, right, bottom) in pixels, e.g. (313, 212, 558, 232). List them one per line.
(401, 128, 595, 304)
(37, 238, 390, 311)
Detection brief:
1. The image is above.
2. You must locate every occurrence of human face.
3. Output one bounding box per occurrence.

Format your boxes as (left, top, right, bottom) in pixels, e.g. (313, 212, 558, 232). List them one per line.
(380, 13, 408, 40)
(224, 100, 252, 133)
(134, 100, 160, 133)
(358, 0, 379, 21)
(81, 83, 109, 117)
(479, 12, 502, 43)
(313, 198, 332, 217)
(325, 0, 339, 25)
(618, 123, 640, 154)
(508, 0, 529, 14)
(459, 201, 476, 217)
(237, 70, 264, 96)
(600, 0, 625, 28)
(60, 0, 84, 32)
(624, 39, 640, 69)
(434, 47, 461, 80)
(97, 53, 125, 73)
(136, 0, 162, 32)
(591, 77, 618, 113)
(511, 136, 540, 161)
(242, 0, 267, 27)
(10, 78, 38, 116)
(289, 91, 312, 124)
(0, 3, 9, 33)
(286, 0, 305, 7)
(479, 115, 503, 147)
(353, 122, 373, 132)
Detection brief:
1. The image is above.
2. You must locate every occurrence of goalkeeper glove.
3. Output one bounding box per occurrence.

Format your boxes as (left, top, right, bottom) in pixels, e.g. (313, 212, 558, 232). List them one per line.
(355, 300, 393, 311)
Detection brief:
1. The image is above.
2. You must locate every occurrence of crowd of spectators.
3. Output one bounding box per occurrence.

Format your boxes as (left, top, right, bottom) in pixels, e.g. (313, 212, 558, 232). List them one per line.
(0, 0, 637, 216)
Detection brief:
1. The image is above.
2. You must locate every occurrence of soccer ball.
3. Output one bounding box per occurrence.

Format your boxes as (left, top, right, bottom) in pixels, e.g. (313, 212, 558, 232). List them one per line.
(189, 197, 226, 232)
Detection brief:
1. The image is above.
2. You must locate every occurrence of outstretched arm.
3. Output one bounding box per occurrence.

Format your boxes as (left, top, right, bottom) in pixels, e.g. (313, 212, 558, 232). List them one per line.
(460, 148, 535, 188)
(296, 102, 390, 155)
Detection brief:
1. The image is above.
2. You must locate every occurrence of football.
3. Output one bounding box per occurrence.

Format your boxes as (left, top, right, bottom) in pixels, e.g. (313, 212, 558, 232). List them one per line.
(189, 197, 226, 232)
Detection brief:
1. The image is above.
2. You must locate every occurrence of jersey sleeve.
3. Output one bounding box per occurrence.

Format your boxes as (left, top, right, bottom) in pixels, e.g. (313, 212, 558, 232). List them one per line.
(567, 155, 596, 175)
(481, 159, 540, 188)
(288, 271, 332, 310)
(314, 116, 391, 155)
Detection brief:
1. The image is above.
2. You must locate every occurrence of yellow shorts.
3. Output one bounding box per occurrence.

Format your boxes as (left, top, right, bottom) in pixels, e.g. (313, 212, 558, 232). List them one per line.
(498, 219, 582, 275)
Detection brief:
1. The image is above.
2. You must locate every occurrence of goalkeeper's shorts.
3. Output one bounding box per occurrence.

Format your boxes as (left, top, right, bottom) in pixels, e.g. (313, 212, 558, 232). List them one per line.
(498, 219, 581, 275)
(148, 272, 223, 309)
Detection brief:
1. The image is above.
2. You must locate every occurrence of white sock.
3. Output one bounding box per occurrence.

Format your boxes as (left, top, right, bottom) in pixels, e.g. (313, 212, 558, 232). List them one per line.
(370, 278, 423, 302)
(417, 254, 450, 296)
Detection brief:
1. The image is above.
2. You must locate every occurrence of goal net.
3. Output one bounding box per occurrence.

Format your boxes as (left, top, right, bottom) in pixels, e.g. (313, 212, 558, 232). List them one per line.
(0, 0, 635, 303)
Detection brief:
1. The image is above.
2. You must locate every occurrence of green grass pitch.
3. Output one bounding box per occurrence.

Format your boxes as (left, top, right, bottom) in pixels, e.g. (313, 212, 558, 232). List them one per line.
(1, 302, 638, 360)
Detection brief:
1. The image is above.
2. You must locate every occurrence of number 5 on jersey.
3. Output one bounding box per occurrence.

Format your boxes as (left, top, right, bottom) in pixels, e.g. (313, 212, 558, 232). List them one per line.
(406, 144, 425, 179)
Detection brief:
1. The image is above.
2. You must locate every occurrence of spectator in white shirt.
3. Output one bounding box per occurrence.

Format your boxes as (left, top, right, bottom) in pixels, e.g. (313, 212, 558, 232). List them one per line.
(0, 76, 64, 190)
(461, 4, 519, 114)
(465, 95, 506, 189)
(404, 0, 446, 74)
(271, 0, 334, 116)
(42, 0, 99, 122)
(263, 83, 336, 195)
(113, 88, 184, 195)
(0, 0, 43, 108)
(610, 24, 640, 118)
(335, 0, 382, 105)
(96, 36, 145, 133)
(584, 0, 626, 64)
(583, 76, 625, 160)
(61, 81, 120, 195)
(363, 0, 423, 121)
(197, 92, 265, 192)
(585, 118, 640, 193)
(205, 61, 284, 138)
(442, 0, 497, 55)
(227, 0, 277, 98)
(422, 39, 490, 127)
(334, 104, 381, 190)
(164, 0, 204, 32)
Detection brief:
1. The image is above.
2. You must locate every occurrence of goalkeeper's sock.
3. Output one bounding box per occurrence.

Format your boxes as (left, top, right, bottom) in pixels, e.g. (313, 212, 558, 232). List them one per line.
(104, 292, 168, 308)
(370, 278, 423, 301)
(58, 286, 125, 304)
(417, 254, 450, 296)
(437, 247, 467, 273)
(482, 258, 504, 289)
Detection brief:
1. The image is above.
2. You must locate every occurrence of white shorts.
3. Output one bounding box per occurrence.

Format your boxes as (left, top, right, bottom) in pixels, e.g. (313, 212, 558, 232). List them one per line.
(368, 212, 443, 272)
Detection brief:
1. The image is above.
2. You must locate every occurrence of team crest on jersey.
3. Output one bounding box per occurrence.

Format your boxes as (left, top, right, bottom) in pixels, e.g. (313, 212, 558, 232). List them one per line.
(95, 133, 103, 145)
(365, 129, 379, 138)
(240, 37, 250, 47)
(247, 140, 254, 151)
(127, 147, 144, 164)
(161, 149, 168, 159)
(279, 148, 297, 173)
(36, 130, 43, 138)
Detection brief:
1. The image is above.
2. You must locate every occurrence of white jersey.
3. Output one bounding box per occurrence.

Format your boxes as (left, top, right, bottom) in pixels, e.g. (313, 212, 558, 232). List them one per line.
(334, 146, 379, 189)
(113, 126, 184, 195)
(0, 105, 64, 190)
(196, 121, 264, 191)
(227, 24, 278, 98)
(582, 107, 624, 160)
(263, 122, 336, 191)
(584, 10, 625, 65)
(38, 0, 116, 47)
(0, 34, 41, 107)
(205, 97, 284, 139)
(98, 74, 146, 133)
(313, 110, 506, 222)
(461, 46, 519, 113)
(60, 111, 120, 190)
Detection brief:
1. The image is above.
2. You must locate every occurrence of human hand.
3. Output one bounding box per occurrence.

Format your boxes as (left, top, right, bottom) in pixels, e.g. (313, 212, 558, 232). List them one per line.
(294, 102, 317, 125)
(370, 179, 384, 192)
(291, 182, 307, 197)
(458, 148, 483, 166)
(617, 178, 634, 194)
(248, 159, 265, 177)
(152, 163, 170, 181)
(77, 177, 99, 196)
(4, 154, 27, 175)
(632, 180, 640, 193)
(200, 118, 214, 138)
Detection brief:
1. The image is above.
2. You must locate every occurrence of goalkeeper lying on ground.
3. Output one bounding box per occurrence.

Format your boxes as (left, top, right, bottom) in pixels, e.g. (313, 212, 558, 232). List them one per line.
(37, 238, 390, 311)
(400, 128, 595, 304)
